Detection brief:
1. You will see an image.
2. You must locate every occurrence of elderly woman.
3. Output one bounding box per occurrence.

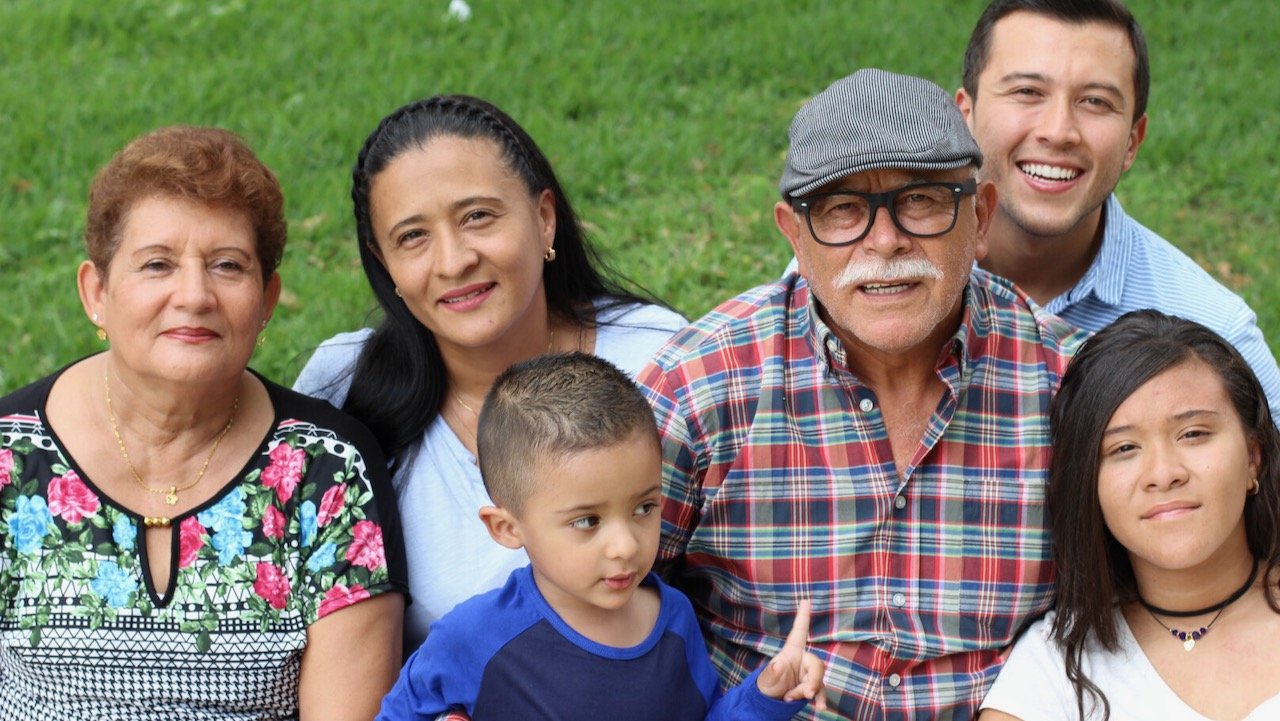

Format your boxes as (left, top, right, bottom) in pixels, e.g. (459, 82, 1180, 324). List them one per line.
(0, 126, 406, 719)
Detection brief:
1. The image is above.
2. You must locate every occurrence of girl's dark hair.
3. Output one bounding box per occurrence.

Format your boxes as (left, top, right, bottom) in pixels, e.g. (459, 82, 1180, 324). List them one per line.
(341, 94, 655, 465)
(1048, 310, 1280, 720)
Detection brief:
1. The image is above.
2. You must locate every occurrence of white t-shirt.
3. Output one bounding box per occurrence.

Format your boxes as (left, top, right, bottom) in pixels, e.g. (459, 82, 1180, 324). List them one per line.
(293, 301, 687, 650)
(981, 610, 1280, 720)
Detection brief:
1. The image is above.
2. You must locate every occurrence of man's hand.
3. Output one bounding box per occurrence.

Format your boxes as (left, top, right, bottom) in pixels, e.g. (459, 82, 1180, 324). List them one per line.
(755, 600, 827, 710)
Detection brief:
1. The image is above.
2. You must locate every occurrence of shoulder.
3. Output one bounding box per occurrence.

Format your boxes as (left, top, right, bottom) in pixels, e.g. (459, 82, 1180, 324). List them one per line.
(981, 613, 1076, 719)
(967, 268, 1087, 369)
(645, 278, 798, 376)
(292, 328, 375, 405)
(427, 566, 548, 654)
(594, 301, 690, 376)
(0, 371, 57, 418)
(1108, 202, 1255, 321)
(261, 374, 389, 471)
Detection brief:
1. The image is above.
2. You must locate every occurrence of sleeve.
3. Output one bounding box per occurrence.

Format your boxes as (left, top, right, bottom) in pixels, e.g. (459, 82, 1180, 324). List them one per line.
(664, 585, 805, 721)
(375, 620, 473, 720)
(635, 359, 704, 572)
(1222, 308, 1280, 421)
(293, 422, 409, 623)
(979, 619, 1077, 721)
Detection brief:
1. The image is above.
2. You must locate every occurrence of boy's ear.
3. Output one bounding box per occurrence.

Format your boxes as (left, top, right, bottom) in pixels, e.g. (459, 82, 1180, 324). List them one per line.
(479, 506, 524, 550)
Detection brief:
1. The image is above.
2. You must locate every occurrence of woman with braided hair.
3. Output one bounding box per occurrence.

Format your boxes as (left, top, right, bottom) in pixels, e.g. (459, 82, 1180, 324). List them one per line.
(294, 95, 685, 651)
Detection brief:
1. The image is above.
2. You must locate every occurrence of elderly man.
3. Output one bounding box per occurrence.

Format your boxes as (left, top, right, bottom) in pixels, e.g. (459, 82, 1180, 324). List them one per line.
(639, 69, 1084, 720)
(956, 0, 1280, 413)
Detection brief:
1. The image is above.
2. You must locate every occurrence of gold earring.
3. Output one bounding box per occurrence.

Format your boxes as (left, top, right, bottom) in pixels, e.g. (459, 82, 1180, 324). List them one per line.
(256, 333, 266, 349)
(1248, 477, 1260, 496)
(96, 328, 108, 342)
(544, 247, 556, 263)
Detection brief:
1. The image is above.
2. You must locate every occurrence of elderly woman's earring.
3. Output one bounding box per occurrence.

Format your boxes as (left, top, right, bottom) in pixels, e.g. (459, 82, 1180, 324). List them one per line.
(1248, 477, 1260, 495)
(394, 287, 403, 298)
(93, 313, 107, 342)
(257, 319, 268, 349)
(544, 247, 556, 262)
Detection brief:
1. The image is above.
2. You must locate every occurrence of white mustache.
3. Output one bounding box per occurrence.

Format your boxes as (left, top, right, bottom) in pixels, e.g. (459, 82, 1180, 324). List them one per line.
(833, 256, 943, 288)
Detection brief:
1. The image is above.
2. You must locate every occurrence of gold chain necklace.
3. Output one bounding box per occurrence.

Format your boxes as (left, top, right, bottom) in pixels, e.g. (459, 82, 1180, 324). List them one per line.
(104, 369, 239, 508)
(452, 327, 556, 417)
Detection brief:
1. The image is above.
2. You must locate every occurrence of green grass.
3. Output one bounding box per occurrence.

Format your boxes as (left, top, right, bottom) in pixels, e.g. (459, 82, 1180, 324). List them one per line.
(2, 0, 1277, 394)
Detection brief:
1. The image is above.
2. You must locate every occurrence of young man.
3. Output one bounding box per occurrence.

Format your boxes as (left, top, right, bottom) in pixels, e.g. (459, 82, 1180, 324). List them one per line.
(956, 0, 1280, 413)
(640, 69, 1084, 719)
(376, 353, 825, 721)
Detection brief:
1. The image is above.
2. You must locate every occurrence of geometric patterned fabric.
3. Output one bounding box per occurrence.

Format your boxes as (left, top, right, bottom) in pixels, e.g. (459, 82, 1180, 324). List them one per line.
(0, 369, 407, 719)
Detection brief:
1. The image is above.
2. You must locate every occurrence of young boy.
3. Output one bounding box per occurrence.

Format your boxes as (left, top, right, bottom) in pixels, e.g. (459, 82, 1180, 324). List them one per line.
(376, 353, 826, 720)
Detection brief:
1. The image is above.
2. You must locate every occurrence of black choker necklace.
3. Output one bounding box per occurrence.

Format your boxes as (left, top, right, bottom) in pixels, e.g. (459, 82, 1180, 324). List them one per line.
(1137, 562, 1259, 651)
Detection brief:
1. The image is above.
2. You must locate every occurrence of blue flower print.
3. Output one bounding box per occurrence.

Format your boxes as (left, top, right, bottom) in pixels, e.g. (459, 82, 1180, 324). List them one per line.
(91, 560, 137, 608)
(210, 527, 253, 566)
(299, 500, 317, 549)
(197, 487, 246, 536)
(305, 541, 337, 573)
(113, 515, 137, 552)
(10, 495, 54, 555)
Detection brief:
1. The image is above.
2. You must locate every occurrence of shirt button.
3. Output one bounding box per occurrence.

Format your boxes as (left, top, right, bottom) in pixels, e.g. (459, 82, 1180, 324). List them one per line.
(859, 398, 874, 413)
(888, 673, 902, 688)
(894, 495, 907, 510)
(892, 592, 906, 607)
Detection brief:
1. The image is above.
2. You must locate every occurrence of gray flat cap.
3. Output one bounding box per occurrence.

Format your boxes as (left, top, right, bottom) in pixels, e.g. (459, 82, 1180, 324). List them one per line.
(779, 68, 982, 198)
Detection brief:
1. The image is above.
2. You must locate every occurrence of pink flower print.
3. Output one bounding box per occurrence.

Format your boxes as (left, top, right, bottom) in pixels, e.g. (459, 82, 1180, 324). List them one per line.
(261, 442, 306, 504)
(318, 583, 371, 618)
(0, 449, 14, 488)
(47, 470, 100, 523)
(345, 520, 386, 571)
(253, 562, 291, 610)
(178, 517, 207, 568)
(316, 485, 345, 528)
(262, 504, 285, 540)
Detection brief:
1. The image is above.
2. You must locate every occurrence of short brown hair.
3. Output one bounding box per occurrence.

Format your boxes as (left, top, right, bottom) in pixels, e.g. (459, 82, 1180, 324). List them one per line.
(477, 353, 660, 514)
(962, 0, 1149, 123)
(85, 125, 286, 281)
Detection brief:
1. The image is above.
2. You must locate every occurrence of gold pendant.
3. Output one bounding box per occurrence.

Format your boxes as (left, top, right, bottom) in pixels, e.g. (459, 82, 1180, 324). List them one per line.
(1183, 638, 1196, 651)
(165, 487, 179, 505)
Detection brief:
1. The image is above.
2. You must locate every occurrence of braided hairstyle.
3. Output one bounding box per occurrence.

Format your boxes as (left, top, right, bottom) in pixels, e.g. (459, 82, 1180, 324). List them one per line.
(342, 95, 652, 466)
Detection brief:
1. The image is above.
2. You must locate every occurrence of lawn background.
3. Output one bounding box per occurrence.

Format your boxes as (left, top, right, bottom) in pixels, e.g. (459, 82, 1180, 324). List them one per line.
(2, 0, 1277, 394)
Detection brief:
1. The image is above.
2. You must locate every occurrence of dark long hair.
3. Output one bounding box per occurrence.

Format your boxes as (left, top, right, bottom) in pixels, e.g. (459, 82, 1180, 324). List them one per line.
(342, 94, 654, 466)
(1048, 310, 1280, 720)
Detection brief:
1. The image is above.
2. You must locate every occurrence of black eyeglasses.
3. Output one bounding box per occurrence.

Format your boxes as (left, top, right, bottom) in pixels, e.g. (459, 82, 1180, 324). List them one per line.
(791, 179, 978, 246)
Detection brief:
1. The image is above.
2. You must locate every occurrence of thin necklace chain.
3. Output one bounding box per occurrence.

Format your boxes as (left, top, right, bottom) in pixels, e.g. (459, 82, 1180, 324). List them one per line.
(453, 327, 557, 417)
(104, 369, 239, 510)
(1139, 561, 1258, 652)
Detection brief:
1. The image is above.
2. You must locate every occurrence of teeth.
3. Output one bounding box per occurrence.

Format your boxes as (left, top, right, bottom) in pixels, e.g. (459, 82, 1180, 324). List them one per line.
(863, 282, 911, 295)
(1019, 162, 1080, 181)
(444, 287, 487, 303)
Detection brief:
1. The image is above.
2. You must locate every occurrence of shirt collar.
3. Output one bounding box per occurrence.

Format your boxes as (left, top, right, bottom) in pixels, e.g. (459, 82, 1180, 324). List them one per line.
(1052, 194, 1132, 310)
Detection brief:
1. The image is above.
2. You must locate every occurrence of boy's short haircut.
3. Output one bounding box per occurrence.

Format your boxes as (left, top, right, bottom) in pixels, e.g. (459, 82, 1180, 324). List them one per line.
(477, 352, 660, 514)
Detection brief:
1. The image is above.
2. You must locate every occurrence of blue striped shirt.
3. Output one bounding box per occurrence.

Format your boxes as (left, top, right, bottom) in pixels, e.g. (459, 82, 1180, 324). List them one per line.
(1041, 194, 1280, 413)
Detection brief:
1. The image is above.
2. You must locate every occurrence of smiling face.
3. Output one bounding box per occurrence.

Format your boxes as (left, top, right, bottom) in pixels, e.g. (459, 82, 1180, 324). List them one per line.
(80, 195, 279, 387)
(957, 11, 1147, 243)
(367, 135, 555, 356)
(1097, 358, 1258, 578)
(775, 166, 993, 365)
(505, 431, 662, 629)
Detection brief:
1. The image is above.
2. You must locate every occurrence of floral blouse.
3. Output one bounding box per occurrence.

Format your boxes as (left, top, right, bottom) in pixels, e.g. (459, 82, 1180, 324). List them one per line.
(0, 368, 407, 720)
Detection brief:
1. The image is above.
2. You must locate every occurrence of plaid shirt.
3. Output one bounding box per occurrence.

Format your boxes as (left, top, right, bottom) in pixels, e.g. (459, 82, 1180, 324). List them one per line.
(638, 269, 1084, 721)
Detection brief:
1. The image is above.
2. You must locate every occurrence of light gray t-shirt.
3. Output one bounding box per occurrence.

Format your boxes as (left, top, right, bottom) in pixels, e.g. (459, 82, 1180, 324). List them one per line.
(293, 301, 687, 650)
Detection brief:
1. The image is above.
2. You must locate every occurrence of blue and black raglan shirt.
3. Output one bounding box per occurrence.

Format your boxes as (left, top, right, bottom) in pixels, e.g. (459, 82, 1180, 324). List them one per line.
(376, 565, 804, 720)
